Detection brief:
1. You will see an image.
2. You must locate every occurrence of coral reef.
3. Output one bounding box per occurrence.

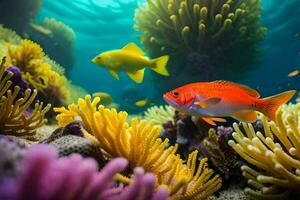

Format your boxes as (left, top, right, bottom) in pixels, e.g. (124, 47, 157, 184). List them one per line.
(161, 110, 213, 159)
(208, 185, 247, 200)
(0, 57, 50, 137)
(1, 38, 70, 116)
(135, 0, 267, 91)
(228, 106, 300, 199)
(160, 110, 241, 180)
(41, 122, 105, 164)
(0, 144, 168, 200)
(29, 18, 76, 72)
(0, 25, 21, 44)
(54, 95, 222, 199)
(144, 104, 175, 126)
(5, 66, 29, 98)
(202, 127, 241, 180)
(0, 136, 25, 181)
(0, 0, 41, 34)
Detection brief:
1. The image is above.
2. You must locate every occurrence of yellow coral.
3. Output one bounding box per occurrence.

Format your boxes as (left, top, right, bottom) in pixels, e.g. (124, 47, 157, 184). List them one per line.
(0, 58, 50, 137)
(54, 96, 222, 199)
(144, 105, 175, 126)
(7, 39, 44, 69)
(0, 25, 21, 44)
(4, 39, 70, 103)
(228, 106, 300, 198)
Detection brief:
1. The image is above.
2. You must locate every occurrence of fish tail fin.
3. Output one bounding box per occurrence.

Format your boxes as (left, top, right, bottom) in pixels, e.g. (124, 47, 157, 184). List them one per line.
(260, 90, 296, 122)
(151, 55, 170, 76)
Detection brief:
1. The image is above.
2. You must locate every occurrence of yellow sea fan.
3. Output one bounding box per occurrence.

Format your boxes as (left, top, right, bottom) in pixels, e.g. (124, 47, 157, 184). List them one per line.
(54, 95, 222, 199)
(7, 39, 44, 70)
(228, 105, 300, 198)
(144, 105, 175, 125)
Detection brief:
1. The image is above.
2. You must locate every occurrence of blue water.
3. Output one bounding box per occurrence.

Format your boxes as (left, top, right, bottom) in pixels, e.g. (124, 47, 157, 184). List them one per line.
(38, 0, 300, 105)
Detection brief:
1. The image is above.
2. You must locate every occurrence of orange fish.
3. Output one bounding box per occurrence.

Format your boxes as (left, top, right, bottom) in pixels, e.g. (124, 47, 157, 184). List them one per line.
(163, 80, 295, 126)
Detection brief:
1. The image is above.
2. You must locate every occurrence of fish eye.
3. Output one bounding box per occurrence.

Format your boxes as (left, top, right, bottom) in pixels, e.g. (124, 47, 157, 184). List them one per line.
(173, 91, 179, 98)
(97, 56, 101, 60)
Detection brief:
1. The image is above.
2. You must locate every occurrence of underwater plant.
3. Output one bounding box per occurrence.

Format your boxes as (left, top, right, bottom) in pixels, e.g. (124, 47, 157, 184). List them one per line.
(135, 0, 267, 91)
(0, 25, 21, 45)
(144, 104, 175, 126)
(0, 144, 168, 200)
(29, 18, 76, 71)
(0, 58, 50, 137)
(0, 0, 41, 34)
(3, 38, 71, 114)
(54, 95, 222, 199)
(228, 107, 300, 199)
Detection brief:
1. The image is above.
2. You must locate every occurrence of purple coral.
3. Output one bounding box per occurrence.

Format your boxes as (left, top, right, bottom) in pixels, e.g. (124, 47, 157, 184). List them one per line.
(0, 144, 168, 200)
(5, 66, 30, 95)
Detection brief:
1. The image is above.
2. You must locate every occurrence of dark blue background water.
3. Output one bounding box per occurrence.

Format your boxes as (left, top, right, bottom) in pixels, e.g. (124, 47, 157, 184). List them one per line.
(37, 0, 300, 105)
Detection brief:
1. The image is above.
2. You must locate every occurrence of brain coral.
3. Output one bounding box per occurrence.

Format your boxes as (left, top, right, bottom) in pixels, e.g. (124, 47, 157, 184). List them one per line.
(135, 0, 266, 90)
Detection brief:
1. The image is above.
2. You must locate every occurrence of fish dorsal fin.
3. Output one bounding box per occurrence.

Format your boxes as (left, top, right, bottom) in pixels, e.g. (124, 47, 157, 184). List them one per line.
(232, 111, 257, 123)
(127, 69, 145, 84)
(108, 70, 119, 80)
(122, 43, 144, 55)
(213, 80, 260, 98)
(195, 97, 221, 108)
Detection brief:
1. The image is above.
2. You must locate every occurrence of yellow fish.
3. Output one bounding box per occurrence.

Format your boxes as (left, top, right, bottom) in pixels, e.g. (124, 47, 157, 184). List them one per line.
(135, 99, 148, 107)
(92, 43, 170, 83)
(92, 92, 113, 105)
(287, 69, 299, 77)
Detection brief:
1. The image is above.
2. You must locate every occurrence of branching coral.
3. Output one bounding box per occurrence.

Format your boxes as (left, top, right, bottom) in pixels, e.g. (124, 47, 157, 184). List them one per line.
(0, 58, 50, 137)
(0, 144, 168, 200)
(4, 39, 71, 109)
(135, 0, 267, 91)
(228, 107, 300, 199)
(144, 105, 175, 126)
(54, 95, 222, 199)
(202, 127, 240, 180)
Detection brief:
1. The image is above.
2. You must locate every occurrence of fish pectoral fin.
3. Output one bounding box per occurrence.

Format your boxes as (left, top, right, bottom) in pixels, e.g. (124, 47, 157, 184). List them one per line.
(232, 111, 257, 123)
(122, 43, 144, 55)
(108, 70, 120, 80)
(127, 69, 145, 84)
(195, 97, 221, 108)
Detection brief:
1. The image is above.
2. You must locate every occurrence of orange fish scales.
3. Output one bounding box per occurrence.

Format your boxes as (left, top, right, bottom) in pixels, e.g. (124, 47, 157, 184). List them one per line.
(163, 80, 295, 126)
